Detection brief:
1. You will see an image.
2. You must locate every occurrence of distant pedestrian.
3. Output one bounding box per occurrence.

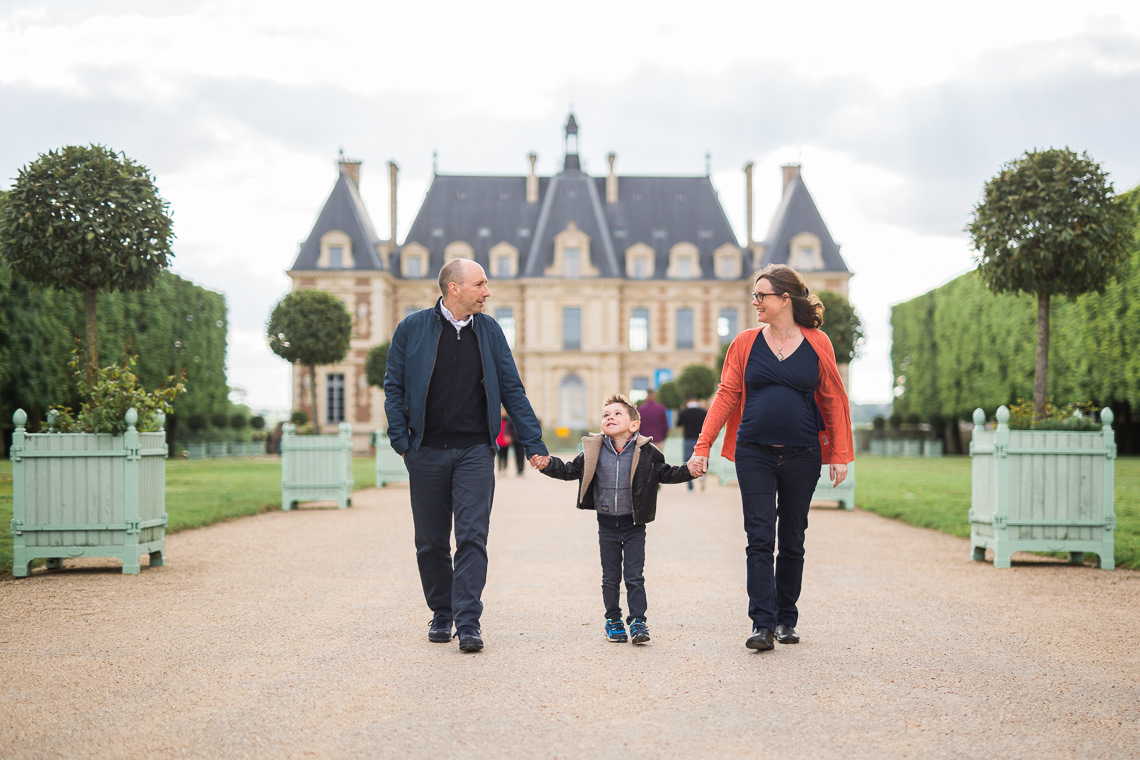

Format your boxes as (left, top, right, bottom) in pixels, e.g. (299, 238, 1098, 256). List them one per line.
(384, 259, 550, 653)
(688, 264, 852, 652)
(537, 394, 694, 644)
(637, 389, 669, 444)
(677, 397, 708, 491)
(496, 411, 513, 473)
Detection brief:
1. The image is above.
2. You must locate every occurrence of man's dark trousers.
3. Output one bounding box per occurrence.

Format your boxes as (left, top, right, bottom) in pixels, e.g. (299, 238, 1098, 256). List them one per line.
(405, 443, 496, 630)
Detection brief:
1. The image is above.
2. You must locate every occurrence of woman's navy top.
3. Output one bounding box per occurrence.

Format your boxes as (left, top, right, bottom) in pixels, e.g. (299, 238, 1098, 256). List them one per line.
(737, 332, 825, 447)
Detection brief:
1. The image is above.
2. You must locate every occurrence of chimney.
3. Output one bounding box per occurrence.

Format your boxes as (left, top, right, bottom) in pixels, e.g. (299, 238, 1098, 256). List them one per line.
(782, 163, 801, 191)
(743, 161, 754, 248)
(526, 153, 539, 203)
(606, 152, 618, 204)
(340, 157, 361, 188)
(388, 161, 399, 244)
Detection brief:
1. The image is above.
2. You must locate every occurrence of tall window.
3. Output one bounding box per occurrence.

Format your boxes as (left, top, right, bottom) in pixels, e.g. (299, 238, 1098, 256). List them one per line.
(559, 374, 587, 428)
(629, 308, 649, 351)
(405, 255, 422, 277)
(676, 308, 694, 350)
(327, 374, 345, 423)
(717, 308, 738, 342)
(564, 248, 581, 278)
(563, 306, 581, 350)
(329, 246, 344, 269)
(495, 307, 516, 349)
(676, 256, 693, 278)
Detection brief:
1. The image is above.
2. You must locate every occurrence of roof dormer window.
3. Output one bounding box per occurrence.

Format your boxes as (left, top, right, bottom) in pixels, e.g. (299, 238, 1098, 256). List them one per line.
(318, 231, 354, 269)
(789, 233, 824, 271)
(666, 242, 701, 279)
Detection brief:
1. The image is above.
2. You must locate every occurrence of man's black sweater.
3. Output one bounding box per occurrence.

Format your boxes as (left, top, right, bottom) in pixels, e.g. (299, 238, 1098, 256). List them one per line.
(421, 316, 488, 449)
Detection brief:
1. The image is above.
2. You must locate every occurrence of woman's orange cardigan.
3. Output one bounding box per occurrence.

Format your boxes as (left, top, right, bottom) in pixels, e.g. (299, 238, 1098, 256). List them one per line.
(694, 326, 854, 465)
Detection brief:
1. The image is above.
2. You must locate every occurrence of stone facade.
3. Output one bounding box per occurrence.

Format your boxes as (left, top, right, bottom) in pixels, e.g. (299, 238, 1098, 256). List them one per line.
(286, 117, 852, 451)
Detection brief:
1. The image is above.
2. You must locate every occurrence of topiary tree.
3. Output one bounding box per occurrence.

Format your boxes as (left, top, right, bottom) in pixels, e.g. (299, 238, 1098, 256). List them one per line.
(266, 289, 352, 434)
(968, 147, 1135, 418)
(210, 412, 228, 430)
(250, 415, 266, 432)
(0, 145, 174, 388)
(816, 290, 864, 364)
(229, 412, 247, 432)
(656, 380, 683, 411)
(365, 341, 390, 388)
(677, 363, 717, 401)
(290, 409, 309, 426)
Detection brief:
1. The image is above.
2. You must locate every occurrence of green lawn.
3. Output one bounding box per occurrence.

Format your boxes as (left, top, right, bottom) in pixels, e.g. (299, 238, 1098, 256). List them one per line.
(2, 455, 1137, 576)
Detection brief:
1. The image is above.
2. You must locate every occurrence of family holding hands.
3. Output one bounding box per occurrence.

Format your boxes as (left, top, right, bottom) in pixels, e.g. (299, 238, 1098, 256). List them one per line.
(384, 259, 852, 653)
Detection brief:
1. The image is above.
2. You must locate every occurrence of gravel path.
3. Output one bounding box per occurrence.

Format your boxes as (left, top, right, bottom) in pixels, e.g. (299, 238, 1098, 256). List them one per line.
(1, 468, 1137, 759)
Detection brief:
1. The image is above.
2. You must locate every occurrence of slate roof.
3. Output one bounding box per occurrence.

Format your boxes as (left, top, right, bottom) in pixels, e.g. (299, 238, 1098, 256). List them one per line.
(759, 171, 850, 273)
(397, 167, 741, 280)
(289, 165, 386, 272)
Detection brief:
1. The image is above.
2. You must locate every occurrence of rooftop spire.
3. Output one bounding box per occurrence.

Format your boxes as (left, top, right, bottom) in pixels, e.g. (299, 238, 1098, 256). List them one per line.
(563, 111, 580, 172)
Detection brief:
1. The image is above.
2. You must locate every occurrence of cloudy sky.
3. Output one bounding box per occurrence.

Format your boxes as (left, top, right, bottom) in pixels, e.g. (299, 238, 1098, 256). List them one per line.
(2, 0, 1139, 413)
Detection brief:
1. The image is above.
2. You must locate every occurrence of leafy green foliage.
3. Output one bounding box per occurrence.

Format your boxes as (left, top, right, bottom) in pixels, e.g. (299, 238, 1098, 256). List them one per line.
(267, 289, 351, 434)
(266, 289, 352, 367)
(48, 348, 185, 434)
(0, 145, 175, 379)
(656, 381, 683, 410)
(967, 148, 1136, 415)
(676, 364, 717, 401)
(1005, 399, 1101, 431)
(365, 341, 390, 388)
(816, 290, 864, 363)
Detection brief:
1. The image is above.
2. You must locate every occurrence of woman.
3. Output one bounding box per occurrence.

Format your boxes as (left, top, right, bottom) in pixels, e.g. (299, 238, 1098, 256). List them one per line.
(687, 264, 852, 651)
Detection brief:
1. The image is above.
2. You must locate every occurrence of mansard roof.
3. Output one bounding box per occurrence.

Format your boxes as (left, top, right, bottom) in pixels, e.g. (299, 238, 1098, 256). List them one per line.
(759, 171, 850, 273)
(398, 168, 741, 280)
(290, 164, 385, 272)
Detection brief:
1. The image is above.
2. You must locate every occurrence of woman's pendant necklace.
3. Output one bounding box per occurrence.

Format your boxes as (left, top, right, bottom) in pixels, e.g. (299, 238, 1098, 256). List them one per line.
(776, 345, 784, 361)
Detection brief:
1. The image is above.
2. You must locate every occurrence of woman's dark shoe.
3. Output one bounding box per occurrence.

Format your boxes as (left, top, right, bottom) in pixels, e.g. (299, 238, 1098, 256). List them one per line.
(775, 624, 800, 644)
(746, 626, 774, 651)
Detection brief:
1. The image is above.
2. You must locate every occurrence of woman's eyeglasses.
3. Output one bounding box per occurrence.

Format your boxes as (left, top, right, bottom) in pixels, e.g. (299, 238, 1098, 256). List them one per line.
(751, 291, 782, 303)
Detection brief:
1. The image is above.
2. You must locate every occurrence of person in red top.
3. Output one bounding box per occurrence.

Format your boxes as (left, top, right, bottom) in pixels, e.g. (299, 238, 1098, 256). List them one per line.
(687, 264, 853, 652)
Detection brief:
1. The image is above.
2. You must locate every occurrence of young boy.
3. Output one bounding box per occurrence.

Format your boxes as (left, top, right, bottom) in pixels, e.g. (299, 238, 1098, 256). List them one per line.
(538, 394, 696, 643)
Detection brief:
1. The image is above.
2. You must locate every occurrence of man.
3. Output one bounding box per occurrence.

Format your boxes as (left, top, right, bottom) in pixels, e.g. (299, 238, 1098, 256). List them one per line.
(384, 259, 550, 652)
(676, 396, 708, 491)
(637, 389, 669, 445)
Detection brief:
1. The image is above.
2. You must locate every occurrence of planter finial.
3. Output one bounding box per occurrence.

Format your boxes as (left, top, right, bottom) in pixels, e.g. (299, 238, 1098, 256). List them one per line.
(995, 406, 1010, 429)
(1101, 407, 1114, 426)
(972, 408, 985, 430)
(125, 408, 138, 429)
(13, 408, 27, 427)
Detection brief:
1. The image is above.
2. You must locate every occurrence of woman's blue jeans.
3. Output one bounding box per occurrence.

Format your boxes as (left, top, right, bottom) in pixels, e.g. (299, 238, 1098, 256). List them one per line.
(733, 442, 821, 630)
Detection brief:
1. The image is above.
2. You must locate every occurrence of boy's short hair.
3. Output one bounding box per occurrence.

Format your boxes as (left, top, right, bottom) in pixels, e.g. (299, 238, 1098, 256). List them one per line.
(602, 393, 640, 422)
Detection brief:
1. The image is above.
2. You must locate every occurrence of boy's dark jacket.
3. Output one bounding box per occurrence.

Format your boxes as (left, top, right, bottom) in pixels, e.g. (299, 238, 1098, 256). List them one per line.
(540, 433, 695, 524)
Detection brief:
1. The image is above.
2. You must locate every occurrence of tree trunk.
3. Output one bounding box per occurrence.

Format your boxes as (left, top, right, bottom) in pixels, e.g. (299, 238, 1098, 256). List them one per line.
(84, 287, 99, 391)
(309, 364, 320, 435)
(1034, 292, 1051, 420)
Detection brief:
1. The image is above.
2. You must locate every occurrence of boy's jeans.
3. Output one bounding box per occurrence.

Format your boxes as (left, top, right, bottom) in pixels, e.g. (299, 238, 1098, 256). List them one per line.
(597, 520, 647, 622)
(733, 443, 821, 631)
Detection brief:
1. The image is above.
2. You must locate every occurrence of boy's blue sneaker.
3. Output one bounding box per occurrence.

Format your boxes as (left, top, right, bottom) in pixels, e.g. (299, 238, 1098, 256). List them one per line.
(604, 618, 628, 642)
(629, 618, 650, 644)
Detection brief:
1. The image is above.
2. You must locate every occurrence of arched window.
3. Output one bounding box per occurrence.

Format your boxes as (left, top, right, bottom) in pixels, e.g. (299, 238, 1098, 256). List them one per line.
(559, 374, 587, 428)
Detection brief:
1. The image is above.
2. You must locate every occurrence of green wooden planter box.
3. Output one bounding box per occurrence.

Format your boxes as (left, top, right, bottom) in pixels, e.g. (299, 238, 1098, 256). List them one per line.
(869, 439, 886, 456)
(902, 439, 922, 457)
(923, 439, 944, 458)
(371, 430, 409, 487)
(207, 442, 228, 458)
(969, 406, 1115, 569)
(186, 443, 206, 460)
(281, 422, 353, 509)
(811, 462, 855, 510)
(9, 408, 168, 577)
